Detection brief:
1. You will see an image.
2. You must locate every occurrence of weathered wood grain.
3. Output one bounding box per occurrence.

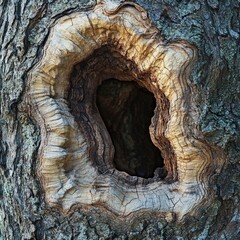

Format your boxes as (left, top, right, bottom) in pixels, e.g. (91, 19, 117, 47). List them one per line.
(27, 0, 223, 219)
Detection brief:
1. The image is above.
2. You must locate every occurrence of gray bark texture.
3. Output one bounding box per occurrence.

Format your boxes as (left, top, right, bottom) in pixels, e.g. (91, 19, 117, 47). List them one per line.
(0, 0, 239, 239)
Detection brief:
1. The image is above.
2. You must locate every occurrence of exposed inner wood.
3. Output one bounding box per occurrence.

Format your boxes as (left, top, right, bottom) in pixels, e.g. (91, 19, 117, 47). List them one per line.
(27, 0, 222, 218)
(68, 46, 173, 184)
(97, 79, 165, 179)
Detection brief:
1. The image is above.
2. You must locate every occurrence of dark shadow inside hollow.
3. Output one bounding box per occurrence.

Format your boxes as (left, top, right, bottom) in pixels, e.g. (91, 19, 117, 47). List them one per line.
(96, 79, 165, 179)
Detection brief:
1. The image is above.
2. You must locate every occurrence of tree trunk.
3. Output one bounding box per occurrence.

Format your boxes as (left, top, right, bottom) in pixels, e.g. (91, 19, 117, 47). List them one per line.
(0, 0, 239, 239)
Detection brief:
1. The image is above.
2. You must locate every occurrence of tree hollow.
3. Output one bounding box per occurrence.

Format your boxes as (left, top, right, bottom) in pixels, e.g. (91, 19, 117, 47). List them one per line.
(27, 0, 216, 217)
(96, 79, 165, 179)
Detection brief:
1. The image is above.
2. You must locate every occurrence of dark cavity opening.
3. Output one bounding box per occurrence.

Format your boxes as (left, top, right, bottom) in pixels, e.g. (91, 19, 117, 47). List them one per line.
(96, 79, 165, 179)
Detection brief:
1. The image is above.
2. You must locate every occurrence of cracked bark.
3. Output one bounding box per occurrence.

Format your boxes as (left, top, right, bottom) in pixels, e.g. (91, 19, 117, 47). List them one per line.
(0, 0, 239, 239)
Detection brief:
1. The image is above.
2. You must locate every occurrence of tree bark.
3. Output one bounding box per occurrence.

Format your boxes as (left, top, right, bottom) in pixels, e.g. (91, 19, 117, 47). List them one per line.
(0, 0, 239, 239)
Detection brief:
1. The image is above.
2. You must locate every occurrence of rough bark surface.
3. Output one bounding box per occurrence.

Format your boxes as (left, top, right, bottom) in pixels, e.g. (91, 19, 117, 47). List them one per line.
(0, 0, 239, 239)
